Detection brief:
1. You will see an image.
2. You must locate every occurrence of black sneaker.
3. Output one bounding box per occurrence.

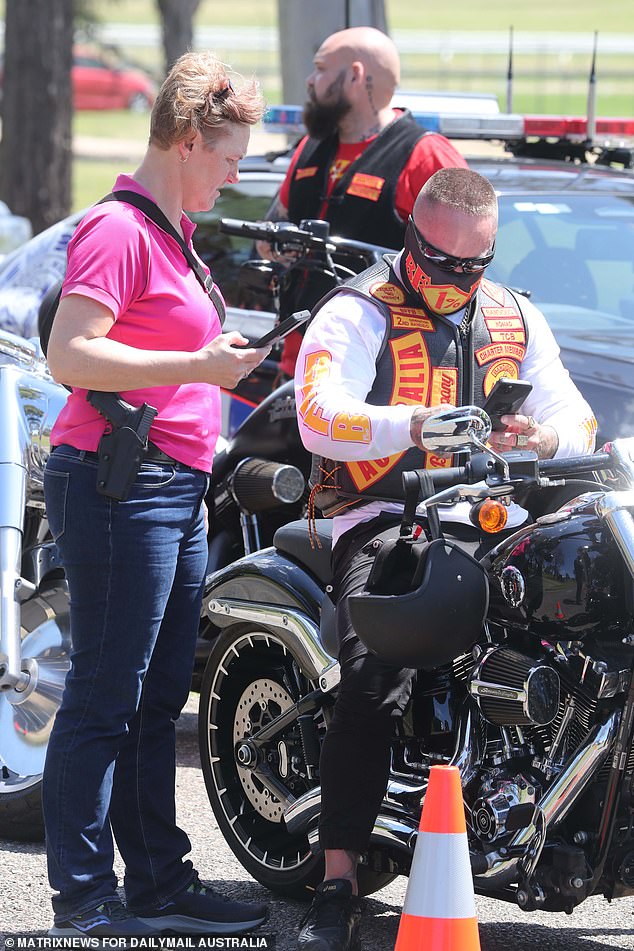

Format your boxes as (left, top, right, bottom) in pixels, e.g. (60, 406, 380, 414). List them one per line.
(50, 898, 158, 937)
(134, 875, 268, 935)
(298, 879, 361, 951)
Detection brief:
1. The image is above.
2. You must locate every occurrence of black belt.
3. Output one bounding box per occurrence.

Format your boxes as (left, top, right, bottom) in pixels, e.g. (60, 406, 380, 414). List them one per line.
(53, 442, 192, 470)
(145, 442, 181, 465)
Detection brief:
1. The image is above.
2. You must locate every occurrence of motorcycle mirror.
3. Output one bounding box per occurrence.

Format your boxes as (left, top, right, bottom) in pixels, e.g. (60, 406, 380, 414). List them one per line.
(421, 405, 492, 453)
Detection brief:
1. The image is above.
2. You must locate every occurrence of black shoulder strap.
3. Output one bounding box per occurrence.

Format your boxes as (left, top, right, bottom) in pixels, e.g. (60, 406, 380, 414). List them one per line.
(100, 190, 226, 326)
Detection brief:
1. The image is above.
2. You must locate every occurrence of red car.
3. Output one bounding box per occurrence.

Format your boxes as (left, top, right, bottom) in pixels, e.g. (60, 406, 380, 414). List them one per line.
(73, 46, 157, 111)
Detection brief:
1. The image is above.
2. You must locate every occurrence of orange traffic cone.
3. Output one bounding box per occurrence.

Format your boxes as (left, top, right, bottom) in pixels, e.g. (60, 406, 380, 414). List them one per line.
(394, 764, 481, 951)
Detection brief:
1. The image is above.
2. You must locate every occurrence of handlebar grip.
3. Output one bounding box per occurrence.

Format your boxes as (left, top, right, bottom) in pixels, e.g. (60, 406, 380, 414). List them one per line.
(538, 451, 612, 477)
(428, 466, 469, 489)
(219, 218, 276, 239)
(403, 466, 468, 498)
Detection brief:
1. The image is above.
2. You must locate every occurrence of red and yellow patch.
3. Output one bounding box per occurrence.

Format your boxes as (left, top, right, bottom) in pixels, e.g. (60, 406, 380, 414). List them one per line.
(426, 452, 454, 469)
(346, 332, 434, 491)
(298, 350, 333, 436)
(390, 306, 435, 331)
(346, 454, 402, 492)
(346, 172, 385, 201)
(295, 166, 318, 181)
(405, 252, 479, 314)
(331, 412, 372, 443)
(483, 360, 519, 397)
(482, 307, 520, 319)
(475, 342, 526, 366)
(430, 367, 458, 407)
(370, 281, 406, 305)
(389, 332, 431, 406)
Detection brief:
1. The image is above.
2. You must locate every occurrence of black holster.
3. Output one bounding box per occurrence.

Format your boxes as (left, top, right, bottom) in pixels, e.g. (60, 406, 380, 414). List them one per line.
(88, 391, 158, 502)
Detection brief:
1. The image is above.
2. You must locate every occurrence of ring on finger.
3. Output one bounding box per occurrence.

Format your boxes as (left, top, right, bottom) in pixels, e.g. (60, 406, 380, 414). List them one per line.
(516, 433, 530, 448)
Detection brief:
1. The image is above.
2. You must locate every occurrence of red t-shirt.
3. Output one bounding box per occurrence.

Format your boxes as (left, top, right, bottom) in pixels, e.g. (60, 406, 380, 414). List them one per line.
(279, 112, 467, 222)
(277, 113, 467, 375)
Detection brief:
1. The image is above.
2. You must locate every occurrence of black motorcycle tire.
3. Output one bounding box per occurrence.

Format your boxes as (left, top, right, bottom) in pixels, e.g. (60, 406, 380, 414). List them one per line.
(198, 623, 396, 898)
(0, 582, 70, 842)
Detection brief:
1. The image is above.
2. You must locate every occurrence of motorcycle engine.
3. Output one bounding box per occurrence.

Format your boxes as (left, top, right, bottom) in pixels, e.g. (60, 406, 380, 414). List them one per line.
(469, 646, 560, 726)
(472, 772, 539, 841)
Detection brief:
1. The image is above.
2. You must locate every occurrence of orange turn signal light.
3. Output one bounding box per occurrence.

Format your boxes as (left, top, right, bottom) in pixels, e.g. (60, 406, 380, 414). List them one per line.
(473, 498, 508, 534)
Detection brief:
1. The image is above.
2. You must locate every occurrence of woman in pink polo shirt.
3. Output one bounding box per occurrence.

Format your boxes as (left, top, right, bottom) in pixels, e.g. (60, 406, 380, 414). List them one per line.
(42, 52, 269, 939)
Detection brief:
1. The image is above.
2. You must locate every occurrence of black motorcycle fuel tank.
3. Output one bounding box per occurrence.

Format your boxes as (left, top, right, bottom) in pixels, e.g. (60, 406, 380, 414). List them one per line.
(486, 494, 632, 642)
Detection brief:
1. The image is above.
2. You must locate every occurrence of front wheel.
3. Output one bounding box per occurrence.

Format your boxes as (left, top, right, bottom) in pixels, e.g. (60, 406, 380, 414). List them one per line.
(0, 583, 70, 841)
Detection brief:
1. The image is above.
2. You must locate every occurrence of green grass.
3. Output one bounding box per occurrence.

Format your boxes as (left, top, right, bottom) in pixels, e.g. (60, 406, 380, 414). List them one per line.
(74, 110, 149, 140)
(91, 0, 632, 34)
(74, 159, 125, 210)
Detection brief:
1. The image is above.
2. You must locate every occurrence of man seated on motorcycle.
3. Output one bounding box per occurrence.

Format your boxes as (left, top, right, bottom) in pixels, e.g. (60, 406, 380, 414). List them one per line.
(259, 25, 467, 383)
(293, 166, 597, 951)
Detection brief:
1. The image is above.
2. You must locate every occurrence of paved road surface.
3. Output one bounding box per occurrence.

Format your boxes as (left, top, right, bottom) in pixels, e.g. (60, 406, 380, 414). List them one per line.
(1, 693, 634, 948)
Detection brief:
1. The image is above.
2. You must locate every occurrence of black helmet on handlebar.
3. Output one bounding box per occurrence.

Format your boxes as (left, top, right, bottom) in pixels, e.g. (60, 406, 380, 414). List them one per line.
(348, 534, 489, 669)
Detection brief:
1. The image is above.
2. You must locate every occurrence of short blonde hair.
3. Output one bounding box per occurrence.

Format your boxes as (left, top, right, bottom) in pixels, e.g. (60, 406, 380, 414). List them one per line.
(150, 50, 265, 150)
(420, 168, 497, 217)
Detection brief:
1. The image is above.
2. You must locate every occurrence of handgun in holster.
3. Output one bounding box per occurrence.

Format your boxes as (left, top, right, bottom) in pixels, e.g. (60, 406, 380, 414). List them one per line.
(87, 391, 158, 502)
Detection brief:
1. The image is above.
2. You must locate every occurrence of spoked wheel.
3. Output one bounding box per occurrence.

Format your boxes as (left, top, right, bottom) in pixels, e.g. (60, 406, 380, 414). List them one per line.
(199, 623, 398, 898)
(199, 625, 326, 897)
(0, 583, 70, 841)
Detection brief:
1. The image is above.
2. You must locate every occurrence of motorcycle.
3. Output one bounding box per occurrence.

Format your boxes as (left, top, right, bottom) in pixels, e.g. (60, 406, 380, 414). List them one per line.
(198, 408, 634, 914)
(0, 221, 391, 840)
(0, 329, 69, 840)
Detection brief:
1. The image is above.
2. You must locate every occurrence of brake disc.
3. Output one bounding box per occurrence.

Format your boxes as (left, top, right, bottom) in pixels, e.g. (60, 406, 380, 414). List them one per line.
(233, 678, 293, 821)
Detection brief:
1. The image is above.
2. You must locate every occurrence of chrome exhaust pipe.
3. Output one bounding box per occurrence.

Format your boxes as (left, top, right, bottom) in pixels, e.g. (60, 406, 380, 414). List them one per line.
(306, 810, 419, 858)
(284, 776, 426, 839)
(205, 598, 337, 683)
(476, 710, 620, 887)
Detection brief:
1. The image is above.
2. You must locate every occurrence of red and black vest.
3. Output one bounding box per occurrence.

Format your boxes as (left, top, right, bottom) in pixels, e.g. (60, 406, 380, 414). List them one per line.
(286, 110, 425, 250)
(309, 258, 529, 517)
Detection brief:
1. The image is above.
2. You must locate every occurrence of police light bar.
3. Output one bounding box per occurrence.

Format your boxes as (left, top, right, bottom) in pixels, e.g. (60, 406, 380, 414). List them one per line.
(523, 115, 634, 143)
(263, 104, 634, 148)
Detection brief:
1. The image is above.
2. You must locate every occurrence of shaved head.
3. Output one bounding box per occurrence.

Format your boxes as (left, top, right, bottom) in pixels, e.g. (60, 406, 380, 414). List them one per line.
(316, 27, 399, 110)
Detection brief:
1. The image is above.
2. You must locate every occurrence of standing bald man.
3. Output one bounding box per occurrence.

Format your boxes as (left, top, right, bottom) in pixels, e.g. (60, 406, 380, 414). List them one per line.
(269, 26, 467, 379)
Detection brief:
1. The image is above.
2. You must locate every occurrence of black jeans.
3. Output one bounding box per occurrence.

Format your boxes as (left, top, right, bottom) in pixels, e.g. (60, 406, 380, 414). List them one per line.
(318, 514, 518, 853)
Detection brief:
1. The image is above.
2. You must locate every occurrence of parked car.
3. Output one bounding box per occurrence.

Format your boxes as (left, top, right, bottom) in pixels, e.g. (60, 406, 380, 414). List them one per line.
(1, 109, 633, 443)
(72, 45, 157, 111)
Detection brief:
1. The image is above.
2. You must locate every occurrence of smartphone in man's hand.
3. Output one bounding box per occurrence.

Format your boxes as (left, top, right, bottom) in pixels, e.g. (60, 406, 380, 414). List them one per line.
(482, 378, 533, 430)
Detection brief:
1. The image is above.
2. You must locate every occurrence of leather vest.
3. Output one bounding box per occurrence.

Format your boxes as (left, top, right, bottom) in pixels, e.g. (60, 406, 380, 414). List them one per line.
(286, 110, 425, 250)
(309, 260, 529, 517)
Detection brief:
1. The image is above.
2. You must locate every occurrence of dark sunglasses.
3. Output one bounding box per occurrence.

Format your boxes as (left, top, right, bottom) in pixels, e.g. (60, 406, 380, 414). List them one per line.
(409, 216, 495, 274)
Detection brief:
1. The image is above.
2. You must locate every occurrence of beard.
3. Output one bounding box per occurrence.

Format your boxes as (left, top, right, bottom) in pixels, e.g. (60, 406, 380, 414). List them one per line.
(303, 91, 352, 140)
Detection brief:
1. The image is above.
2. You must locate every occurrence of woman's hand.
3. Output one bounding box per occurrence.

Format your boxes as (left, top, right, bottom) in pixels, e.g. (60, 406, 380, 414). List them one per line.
(198, 331, 271, 389)
(488, 413, 559, 459)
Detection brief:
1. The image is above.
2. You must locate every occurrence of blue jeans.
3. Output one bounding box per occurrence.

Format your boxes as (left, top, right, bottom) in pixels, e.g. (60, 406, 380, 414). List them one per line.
(43, 446, 209, 920)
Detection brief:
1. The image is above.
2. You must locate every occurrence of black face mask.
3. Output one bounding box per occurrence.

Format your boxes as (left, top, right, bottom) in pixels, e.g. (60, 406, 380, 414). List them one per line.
(303, 92, 351, 140)
(400, 218, 483, 316)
